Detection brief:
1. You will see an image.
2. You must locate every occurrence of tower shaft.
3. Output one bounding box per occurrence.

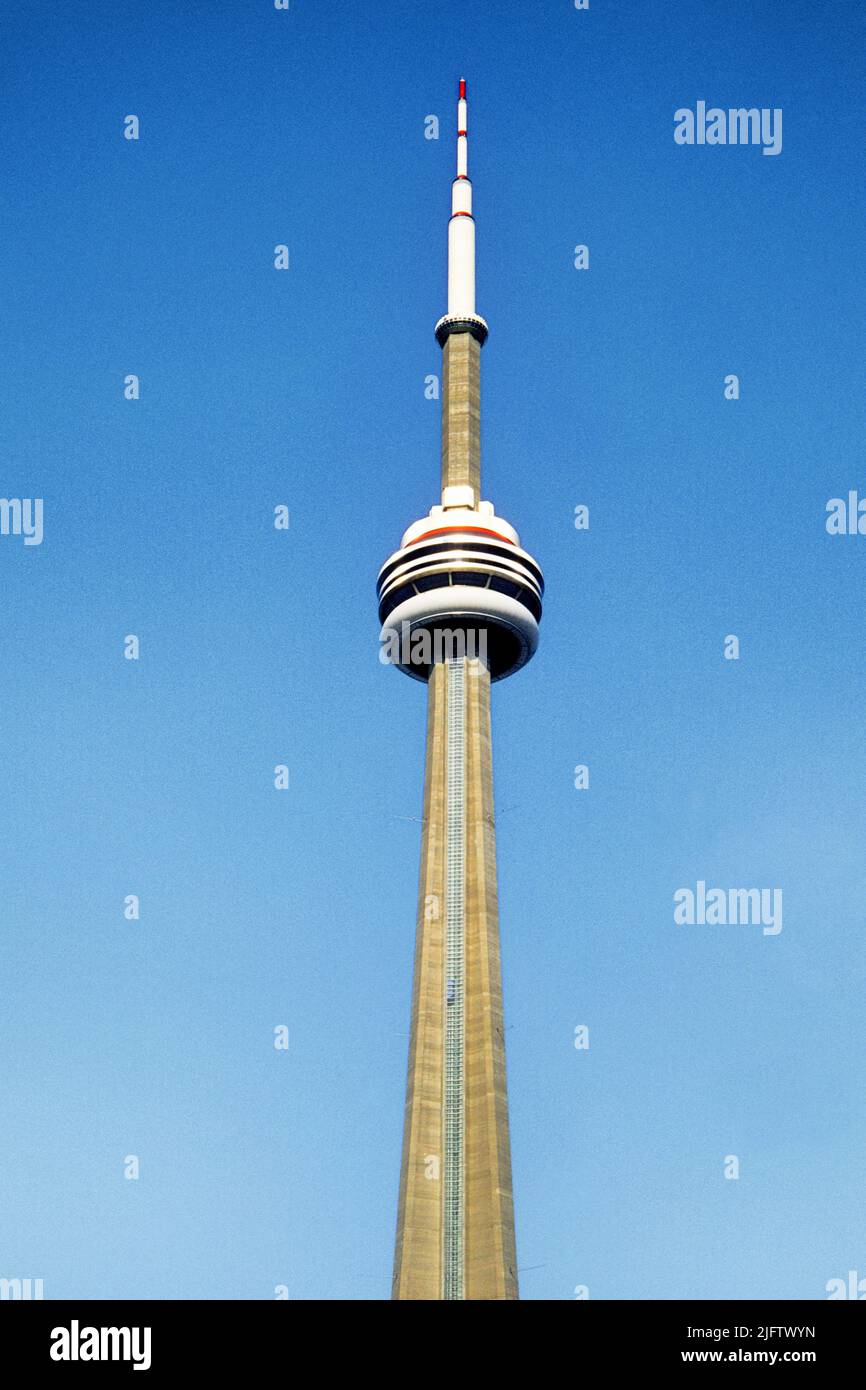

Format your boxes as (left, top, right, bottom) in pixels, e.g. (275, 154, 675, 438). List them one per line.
(392, 657, 518, 1300)
(441, 332, 481, 496)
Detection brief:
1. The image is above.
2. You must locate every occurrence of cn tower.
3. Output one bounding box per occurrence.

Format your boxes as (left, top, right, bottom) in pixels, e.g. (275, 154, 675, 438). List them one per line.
(377, 80, 543, 1301)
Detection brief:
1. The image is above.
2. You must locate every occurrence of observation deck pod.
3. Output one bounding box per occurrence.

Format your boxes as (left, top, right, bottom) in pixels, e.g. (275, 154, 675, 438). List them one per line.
(377, 496, 543, 683)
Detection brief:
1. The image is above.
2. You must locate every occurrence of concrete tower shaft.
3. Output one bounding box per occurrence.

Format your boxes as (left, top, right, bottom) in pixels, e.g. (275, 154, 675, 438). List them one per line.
(391, 657, 518, 1300)
(441, 333, 481, 497)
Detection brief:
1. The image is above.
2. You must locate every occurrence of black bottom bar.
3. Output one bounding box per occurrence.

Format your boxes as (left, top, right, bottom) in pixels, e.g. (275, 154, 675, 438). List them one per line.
(1, 1298, 862, 1376)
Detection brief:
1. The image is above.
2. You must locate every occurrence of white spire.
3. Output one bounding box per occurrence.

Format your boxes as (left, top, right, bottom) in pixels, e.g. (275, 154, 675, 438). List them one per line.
(447, 77, 476, 318)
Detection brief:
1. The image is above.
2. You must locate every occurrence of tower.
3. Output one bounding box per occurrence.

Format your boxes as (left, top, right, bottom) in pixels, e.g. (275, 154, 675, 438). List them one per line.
(378, 79, 543, 1301)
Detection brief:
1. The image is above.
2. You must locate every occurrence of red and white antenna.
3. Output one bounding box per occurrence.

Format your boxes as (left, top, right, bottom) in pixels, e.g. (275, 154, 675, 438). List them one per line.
(448, 77, 475, 318)
(435, 78, 488, 347)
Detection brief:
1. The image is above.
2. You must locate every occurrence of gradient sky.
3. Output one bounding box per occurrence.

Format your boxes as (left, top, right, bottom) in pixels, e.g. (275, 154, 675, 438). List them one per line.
(1, 0, 865, 1301)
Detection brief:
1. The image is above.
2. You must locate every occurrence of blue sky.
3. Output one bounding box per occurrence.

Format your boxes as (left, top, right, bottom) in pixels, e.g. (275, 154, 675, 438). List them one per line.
(1, 0, 864, 1300)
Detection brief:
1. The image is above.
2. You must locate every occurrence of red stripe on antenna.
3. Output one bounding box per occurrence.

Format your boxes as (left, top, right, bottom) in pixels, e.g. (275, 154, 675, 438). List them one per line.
(459, 78, 466, 99)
